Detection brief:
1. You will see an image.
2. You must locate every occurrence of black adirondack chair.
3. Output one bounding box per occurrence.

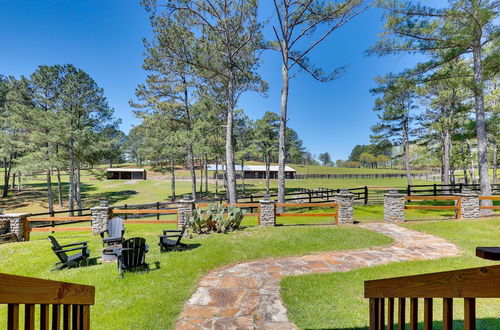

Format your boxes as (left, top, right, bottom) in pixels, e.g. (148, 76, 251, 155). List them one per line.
(99, 217, 125, 246)
(48, 236, 90, 270)
(116, 237, 149, 278)
(158, 226, 187, 252)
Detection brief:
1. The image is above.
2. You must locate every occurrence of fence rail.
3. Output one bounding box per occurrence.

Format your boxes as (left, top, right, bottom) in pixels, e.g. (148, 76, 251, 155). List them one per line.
(404, 196, 461, 219)
(364, 264, 500, 330)
(0, 272, 95, 329)
(275, 202, 338, 225)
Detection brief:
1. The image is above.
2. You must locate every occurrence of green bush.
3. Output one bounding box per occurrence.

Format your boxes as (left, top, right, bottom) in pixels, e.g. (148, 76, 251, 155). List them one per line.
(188, 203, 246, 235)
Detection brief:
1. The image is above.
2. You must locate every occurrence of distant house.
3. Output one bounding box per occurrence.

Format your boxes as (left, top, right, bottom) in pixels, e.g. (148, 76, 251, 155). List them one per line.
(106, 168, 147, 180)
(207, 164, 296, 179)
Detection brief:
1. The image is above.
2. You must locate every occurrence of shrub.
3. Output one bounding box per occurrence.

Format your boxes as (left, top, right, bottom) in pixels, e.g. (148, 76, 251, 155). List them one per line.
(188, 203, 246, 235)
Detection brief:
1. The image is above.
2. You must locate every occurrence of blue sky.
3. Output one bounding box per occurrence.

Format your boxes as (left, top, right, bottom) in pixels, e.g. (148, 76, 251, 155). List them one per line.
(0, 1, 427, 160)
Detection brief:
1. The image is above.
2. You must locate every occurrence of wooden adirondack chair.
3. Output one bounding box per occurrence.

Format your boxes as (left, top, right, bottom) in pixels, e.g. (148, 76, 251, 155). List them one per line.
(99, 217, 125, 246)
(158, 226, 187, 252)
(116, 237, 149, 278)
(48, 236, 90, 270)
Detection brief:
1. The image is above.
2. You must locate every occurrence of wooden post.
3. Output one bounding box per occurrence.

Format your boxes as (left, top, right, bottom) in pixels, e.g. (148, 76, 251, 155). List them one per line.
(364, 186, 369, 205)
(433, 184, 437, 196)
(156, 202, 160, 220)
(124, 204, 128, 221)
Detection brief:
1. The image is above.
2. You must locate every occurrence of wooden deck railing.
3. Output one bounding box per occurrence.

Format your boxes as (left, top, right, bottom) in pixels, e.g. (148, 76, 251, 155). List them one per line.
(364, 264, 500, 329)
(404, 196, 461, 219)
(276, 202, 339, 225)
(0, 273, 95, 330)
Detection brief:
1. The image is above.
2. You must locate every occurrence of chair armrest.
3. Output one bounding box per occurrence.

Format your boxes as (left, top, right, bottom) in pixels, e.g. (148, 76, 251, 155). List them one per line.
(162, 229, 182, 234)
(60, 241, 88, 248)
(159, 235, 182, 239)
(54, 246, 88, 253)
(145, 244, 149, 253)
(99, 230, 108, 238)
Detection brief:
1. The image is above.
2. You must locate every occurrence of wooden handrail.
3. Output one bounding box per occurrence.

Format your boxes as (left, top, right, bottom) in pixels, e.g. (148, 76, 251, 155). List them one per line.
(364, 265, 500, 329)
(1, 273, 94, 329)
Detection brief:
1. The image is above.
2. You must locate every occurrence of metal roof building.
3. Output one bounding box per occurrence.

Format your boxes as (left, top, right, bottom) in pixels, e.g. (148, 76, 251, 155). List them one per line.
(207, 164, 296, 179)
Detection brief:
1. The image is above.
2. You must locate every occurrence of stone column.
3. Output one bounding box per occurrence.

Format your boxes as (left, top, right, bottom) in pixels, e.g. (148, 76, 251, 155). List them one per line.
(0, 212, 29, 241)
(458, 189, 480, 219)
(177, 195, 196, 229)
(332, 190, 355, 224)
(259, 198, 276, 227)
(91, 201, 112, 234)
(384, 190, 405, 223)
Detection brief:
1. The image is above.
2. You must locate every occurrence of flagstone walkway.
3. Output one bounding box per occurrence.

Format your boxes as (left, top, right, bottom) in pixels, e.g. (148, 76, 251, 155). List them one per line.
(175, 223, 460, 329)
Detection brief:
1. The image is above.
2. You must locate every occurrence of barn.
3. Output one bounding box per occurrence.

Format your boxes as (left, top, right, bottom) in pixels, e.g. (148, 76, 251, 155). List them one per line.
(106, 168, 147, 180)
(207, 165, 296, 179)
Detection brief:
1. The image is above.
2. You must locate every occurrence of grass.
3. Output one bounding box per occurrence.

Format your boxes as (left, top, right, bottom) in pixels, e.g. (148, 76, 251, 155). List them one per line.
(0, 222, 392, 329)
(280, 218, 500, 329)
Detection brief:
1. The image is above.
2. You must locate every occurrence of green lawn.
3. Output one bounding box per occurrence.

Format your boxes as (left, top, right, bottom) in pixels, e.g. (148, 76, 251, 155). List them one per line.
(0, 223, 392, 329)
(280, 218, 500, 329)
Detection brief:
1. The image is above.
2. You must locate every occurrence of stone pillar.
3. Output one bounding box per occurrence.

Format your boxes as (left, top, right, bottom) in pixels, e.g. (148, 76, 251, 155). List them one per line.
(0, 212, 29, 241)
(91, 201, 112, 234)
(458, 190, 480, 219)
(177, 195, 196, 229)
(384, 190, 405, 223)
(259, 198, 276, 227)
(333, 190, 355, 224)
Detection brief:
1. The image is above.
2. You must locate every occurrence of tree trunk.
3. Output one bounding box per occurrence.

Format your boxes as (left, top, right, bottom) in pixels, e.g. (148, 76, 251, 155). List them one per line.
(47, 170, 54, 214)
(442, 129, 451, 185)
(402, 118, 412, 185)
(2, 157, 11, 198)
(277, 53, 289, 207)
(170, 158, 176, 202)
(75, 162, 82, 215)
(56, 168, 63, 207)
(11, 173, 16, 189)
(204, 156, 208, 195)
(17, 173, 21, 192)
(199, 157, 203, 196)
(472, 44, 492, 197)
(215, 158, 219, 196)
(225, 73, 237, 204)
(241, 159, 245, 195)
(188, 144, 196, 200)
(493, 143, 498, 185)
(68, 158, 75, 216)
(265, 153, 271, 195)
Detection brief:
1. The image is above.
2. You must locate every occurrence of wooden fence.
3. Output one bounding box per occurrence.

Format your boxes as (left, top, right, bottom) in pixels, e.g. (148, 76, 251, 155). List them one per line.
(275, 202, 338, 225)
(111, 207, 178, 224)
(196, 203, 261, 223)
(404, 196, 461, 219)
(479, 196, 500, 213)
(364, 264, 500, 329)
(0, 272, 95, 329)
(24, 211, 93, 241)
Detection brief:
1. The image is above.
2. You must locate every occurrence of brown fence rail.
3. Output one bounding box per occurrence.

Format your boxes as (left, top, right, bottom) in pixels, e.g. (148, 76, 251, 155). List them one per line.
(364, 264, 500, 330)
(0, 272, 95, 330)
(111, 207, 178, 224)
(196, 203, 261, 223)
(404, 196, 461, 219)
(479, 196, 500, 212)
(275, 202, 338, 225)
(24, 216, 93, 241)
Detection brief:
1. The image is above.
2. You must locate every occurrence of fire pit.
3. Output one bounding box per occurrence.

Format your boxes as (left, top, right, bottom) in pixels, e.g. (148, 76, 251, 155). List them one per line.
(101, 243, 122, 262)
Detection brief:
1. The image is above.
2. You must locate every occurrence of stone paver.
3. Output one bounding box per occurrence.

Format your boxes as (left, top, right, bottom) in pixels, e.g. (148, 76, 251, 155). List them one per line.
(175, 223, 460, 329)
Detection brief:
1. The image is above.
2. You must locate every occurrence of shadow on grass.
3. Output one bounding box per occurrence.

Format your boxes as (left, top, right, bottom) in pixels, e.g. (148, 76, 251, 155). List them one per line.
(308, 318, 500, 330)
(160, 243, 201, 253)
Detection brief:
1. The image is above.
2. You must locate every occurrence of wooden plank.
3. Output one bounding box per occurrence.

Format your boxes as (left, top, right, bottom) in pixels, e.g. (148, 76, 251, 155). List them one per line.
(424, 298, 433, 330)
(398, 298, 405, 330)
(369, 298, 378, 330)
(479, 196, 500, 200)
(442, 298, 453, 330)
(26, 217, 92, 222)
(112, 209, 178, 214)
(479, 206, 500, 210)
(388, 298, 394, 330)
(0, 273, 95, 305)
(40, 304, 50, 330)
(196, 203, 260, 208)
(7, 304, 19, 330)
(276, 203, 338, 208)
(72, 305, 80, 330)
(410, 298, 418, 330)
(365, 265, 500, 298)
(123, 220, 177, 224)
(52, 304, 61, 330)
(276, 213, 338, 217)
(405, 196, 459, 200)
(31, 227, 92, 232)
(25, 304, 35, 330)
(378, 298, 385, 329)
(82, 305, 90, 330)
(62, 305, 70, 330)
(404, 205, 457, 210)
(464, 298, 476, 330)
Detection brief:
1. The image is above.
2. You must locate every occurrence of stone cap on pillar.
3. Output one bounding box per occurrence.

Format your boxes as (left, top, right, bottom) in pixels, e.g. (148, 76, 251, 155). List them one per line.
(333, 189, 356, 198)
(385, 189, 405, 197)
(259, 195, 275, 204)
(91, 201, 110, 210)
(0, 213, 29, 218)
(180, 195, 196, 203)
(457, 188, 479, 197)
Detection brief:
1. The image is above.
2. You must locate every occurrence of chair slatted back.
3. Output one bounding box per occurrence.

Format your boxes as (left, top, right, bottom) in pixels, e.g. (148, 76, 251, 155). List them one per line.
(121, 237, 146, 269)
(48, 236, 68, 263)
(107, 217, 124, 238)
